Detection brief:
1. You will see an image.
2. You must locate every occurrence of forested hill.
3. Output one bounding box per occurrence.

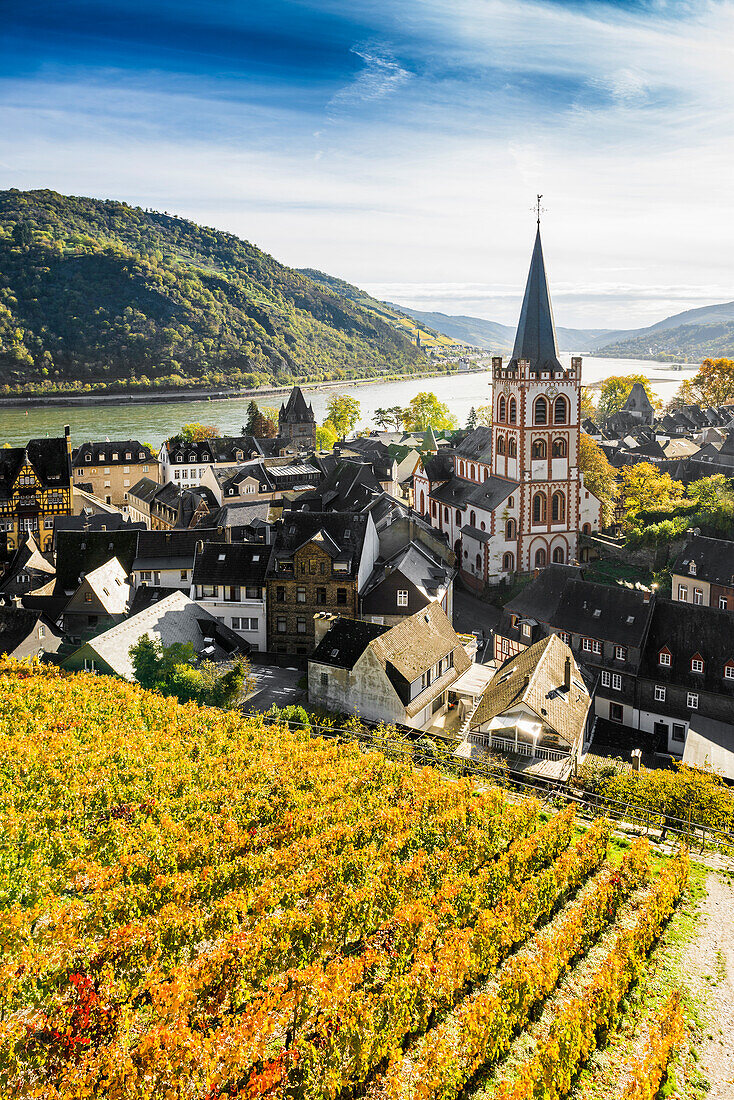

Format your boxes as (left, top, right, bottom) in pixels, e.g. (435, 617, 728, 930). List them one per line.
(0, 189, 426, 393)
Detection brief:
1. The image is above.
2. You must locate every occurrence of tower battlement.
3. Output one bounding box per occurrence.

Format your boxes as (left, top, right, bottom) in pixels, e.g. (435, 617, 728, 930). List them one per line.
(492, 355, 582, 384)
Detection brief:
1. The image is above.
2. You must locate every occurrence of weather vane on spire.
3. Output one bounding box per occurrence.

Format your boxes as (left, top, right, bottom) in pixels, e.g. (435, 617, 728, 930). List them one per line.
(534, 194, 545, 228)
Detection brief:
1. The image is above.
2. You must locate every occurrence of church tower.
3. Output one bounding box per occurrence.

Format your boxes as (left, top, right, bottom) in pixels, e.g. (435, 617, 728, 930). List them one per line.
(492, 224, 581, 571)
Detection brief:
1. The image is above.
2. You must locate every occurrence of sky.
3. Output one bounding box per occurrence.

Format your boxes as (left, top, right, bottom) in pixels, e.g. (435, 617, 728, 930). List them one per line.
(2, 0, 734, 329)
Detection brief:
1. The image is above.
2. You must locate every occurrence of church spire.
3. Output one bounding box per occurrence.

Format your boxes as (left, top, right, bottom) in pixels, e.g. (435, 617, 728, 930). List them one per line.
(509, 225, 562, 376)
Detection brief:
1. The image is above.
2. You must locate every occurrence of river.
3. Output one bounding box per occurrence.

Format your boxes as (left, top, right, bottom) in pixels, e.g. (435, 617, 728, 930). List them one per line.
(0, 357, 698, 448)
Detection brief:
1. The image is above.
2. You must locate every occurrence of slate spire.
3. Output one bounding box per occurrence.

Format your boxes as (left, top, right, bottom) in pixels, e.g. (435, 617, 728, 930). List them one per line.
(509, 227, 562, 375)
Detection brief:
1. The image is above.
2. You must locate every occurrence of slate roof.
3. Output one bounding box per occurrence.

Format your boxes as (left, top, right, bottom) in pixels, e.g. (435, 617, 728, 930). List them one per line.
(551, 579, 654, 649)
(193, 500, 273, 533)
(0, 535, 55, 593)
(53, 513, 144, 536)
(454, 427, 493, 461)
(293, 460, 382, 512)
(361, 542, 452, 603)
(279, 386, 314, 424)
(133, 530, 205, 569)
(64, 590, 249, 678)
(431, 474, 518, 512)
(269, 512, 368, 575)
(192, 542, 271, 585)
(622, 383, 654, 415)
(0, 607, 63, 659)
(471, 634, 590, 747)
(54, 530, 140, 594)
(128, 476, 163, 504)
(311, 616, 388, 669)
(508, 227, 563, 375)
(73, 441, 156, 465)
(78, 558, 131, 614)
(672, 535, 734, 588)
(504, 564, 587, 623)
(370, 601, 471, 683)
(640, 599, 734, 695)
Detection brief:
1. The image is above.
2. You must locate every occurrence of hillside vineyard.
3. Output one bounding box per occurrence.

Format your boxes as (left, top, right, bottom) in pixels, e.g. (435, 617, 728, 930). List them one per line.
(1, 661, 687, 1100)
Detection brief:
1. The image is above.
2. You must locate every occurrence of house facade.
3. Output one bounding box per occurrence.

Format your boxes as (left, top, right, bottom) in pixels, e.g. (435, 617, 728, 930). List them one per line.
(191, 542, 270, 651)
(73, 441, 160, 507)
(0, 429, 74, 555)
(671, 534, 734, 612)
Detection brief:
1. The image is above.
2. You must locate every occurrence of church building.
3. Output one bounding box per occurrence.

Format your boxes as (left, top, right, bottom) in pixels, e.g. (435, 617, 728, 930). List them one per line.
(414, 226, 603, 589)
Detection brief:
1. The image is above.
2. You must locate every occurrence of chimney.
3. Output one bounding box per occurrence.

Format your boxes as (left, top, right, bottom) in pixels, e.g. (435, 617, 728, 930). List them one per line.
(643, 590, 650, 604)
(564, 655, 572, 693)
(313, 611, 337, 647)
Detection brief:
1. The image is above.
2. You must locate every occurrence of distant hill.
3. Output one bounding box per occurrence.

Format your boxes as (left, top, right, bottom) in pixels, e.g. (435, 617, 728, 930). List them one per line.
(0, 189, 428, 393)
(593, 300, 734, 360)
(298, 269, 461, 351)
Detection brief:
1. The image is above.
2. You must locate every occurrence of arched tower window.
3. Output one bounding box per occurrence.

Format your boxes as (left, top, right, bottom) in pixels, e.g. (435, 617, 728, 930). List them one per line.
(508, 438, 517, 458)
(554, 396, 568, 424)
(456, 509, 462, 524)
(419, 491, 425, 512)
(459, 460, 465, 476)
(470, 463, 476, 479)
(552, 491, 566, 523)
(535, 547, 547, 568)
(503, 551, 515, 571)
(552, 437, 567, 458)
(498, 395, 506, 422)
(496, 436, 505, 455)
(532, 492, 546, 524)
(534, 396, 548, 425)
(509, 397, 517, 423)
(505, 518, 516, 539)
(532, 439, 546, 459)
(552, 546, 565, 563)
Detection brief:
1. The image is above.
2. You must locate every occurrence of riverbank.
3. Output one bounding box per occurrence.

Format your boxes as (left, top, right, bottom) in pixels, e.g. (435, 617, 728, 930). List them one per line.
(0, 366, 484, 410)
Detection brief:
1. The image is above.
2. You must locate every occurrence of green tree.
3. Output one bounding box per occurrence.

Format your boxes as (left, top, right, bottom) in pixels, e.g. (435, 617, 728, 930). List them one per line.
(597, 375, 660, 422)
(171, 422, 218, 444)
(402, 391, 457, 431)
(326, 394, 361, 440)
(373, 406, 405, 431)
(475, 404, 493, 427)
(129, 634, 253, 708)
(619, 462, 685, 531)
(466, 407, 478, 430)
(315, 422, 338, 450)
(673, 358, 734, 408)
(579, 433, 618, 527)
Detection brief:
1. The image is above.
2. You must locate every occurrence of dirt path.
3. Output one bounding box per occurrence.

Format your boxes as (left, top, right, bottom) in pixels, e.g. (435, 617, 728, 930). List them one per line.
(680, 871, 734, 1098)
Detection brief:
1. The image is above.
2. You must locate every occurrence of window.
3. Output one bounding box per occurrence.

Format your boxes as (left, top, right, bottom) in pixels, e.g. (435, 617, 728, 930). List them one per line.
(655, 685, 666, 702)
(609, 702, 624, 723)
(496, 435, 505, 455)
(83, 658, 96, 672)
(672, 723, 685, 743)
(505, 518, 516, 539)
(431, 501, 437, 517)
(502, 552, 515, 571)
(612, 673, 622, 691)
(691, 656, 704, 673)
(658, 650, 671, 667)
(476, 553, 482, 572)
(677, 584, 688, 601)
(297, 617, 307, 634)
(614, 645, 627, 662)
(601, 670, 610, 687)
(320, 672, 328, 687)
(470, 510, 476, 526)
(534, 548, 546, 568)
(456, 509, 462, 524)
(84, 592, 92, 603)
(693, 589, 703, 605)
(552, 437, 567, 458)
(201, 583, 216, 598)
(498, 395, 506, 421)
(532, 493, 546, 523)
(554, 396, 567, 424)
(688, 560, 697, 575)
(180, 569, 188, 581)
(296, 586, 306, 603)
(725, 664, 734, 680)
(534, 396, 548, 425)
(582, 638, 602, 655)
(552, 547, 565, 564)
(532, 439, 546, 459)
(276, 586, 285, 603)
(276, 616, 287, 633)
(558, 632, 571, 645)
(522, 622, 531, 639)
(509, 397, 517, 423)
(397, 590, 409, 607)
(719, 596, 729, 610)
(687, 692, 699, 709)
(470, 464, 475, 479)
(508, 437, 517, 457)
(245, 585, 260, 600)
(444, 507, 449, 521)
(38, 625, 45, 639)
(336, 588, 347, 605)
(551, 492, 565, 523)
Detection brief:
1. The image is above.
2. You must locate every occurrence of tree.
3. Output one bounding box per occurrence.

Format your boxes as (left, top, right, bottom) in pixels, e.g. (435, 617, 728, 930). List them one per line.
(129, 634, 254, 708)
(597, 375, 660, 422)
(402, 391, 457, 431)
(466, 407, 478, 430)
(475, 404, 493, 427)
(672, 358, 734, 408)
(243, 400, 259, 435)
(578, 433, 618, 527)
(373, 406, 405, 431)
(580, 385, 597, 420)
(326, 394, 361, 440)
(171, 422, 218, 444)
(619, 462, 685, 531)
(242, 401, 277, 438)
(315, 422, 338, 450)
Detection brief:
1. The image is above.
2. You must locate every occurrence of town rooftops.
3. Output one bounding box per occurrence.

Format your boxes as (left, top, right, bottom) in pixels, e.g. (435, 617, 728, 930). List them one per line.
(431, 474, 518, 512)
(551, 579, 654, 650)
(672, 534, 734, 588)
(127, 476, 161, 504)
(78, 557, 131, 614)
(371, 601, 471, 684)
(640, 599, 734, 696)
(54, 529, 140, 594)
(454, 426, 493, 461)
(192, 542, 271, 585)
(269, 511, 368, 574)
(133, 529, 207, 569)
(0, 606, 63, 660)
(622, 383, 655, 415)
(504, 564, 585, 624)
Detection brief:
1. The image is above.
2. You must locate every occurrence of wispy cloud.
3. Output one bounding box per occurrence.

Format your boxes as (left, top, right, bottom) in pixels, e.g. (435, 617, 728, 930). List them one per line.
(328, 44, 412, 111)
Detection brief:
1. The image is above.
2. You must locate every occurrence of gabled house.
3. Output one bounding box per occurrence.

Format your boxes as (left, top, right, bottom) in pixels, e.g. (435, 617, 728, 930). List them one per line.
(0, 533, 55, 598)
(61, 557, 131, 638)
(0, 428, 74, 554)
(308, 602, 473, 729)
(191, 541, 271, 651)
(266, 511, 378, 655)
(131, 530, 208, 590)
(671, 534, 734, 612)
(62, 589, 249, 678)
(0, 605, 64, 660)
(459, 634, 592, 779)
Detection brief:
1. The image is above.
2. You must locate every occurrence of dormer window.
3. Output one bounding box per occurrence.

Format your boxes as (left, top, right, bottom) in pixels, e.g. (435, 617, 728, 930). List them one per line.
(177, 455, 183, 463)
(99, 454, 106, 462)
(724, 662, 734, 681)
(189, 453, 196, 462)
(689, 561, 697, 575)
(691, 654, 704, 674)
(658, 649, 671, 667)
(84, 453, 91, 462)
(112, 453, 118, 461)
(125, 452, 132, 460)
(138, 451, 145, 459)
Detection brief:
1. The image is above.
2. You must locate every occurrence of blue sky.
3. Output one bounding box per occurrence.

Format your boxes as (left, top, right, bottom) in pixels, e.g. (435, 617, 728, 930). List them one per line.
(2, 0, 733, 327)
